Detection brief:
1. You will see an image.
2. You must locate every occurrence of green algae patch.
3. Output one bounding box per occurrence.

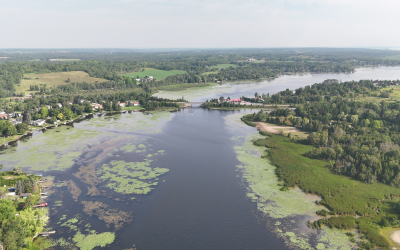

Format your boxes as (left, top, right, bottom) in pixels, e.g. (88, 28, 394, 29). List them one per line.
(73, 231, 115, 250)
(120, 143, 137, 153)
(0, 125, 104, 172)
(98, 160, 169, 194)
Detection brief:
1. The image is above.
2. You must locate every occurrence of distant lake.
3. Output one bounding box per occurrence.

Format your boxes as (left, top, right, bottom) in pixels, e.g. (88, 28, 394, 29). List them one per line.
(155, 66, 400, 101)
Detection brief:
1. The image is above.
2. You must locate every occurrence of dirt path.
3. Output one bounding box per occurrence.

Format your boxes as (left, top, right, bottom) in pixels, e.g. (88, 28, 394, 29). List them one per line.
(254, 122, 300, 134)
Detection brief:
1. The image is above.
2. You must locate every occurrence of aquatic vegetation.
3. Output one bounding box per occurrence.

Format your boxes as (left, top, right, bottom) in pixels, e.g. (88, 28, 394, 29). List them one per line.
(65, 180, 82, 201)
(54, 200, 63, 206)
(0, 112, 173, 173)
(60, 217, 80, 230)
(120, 143, 137, 153)
(97, 160, 169, 194)
(73, 231, 115, 250)
(81, 201, 133, 230)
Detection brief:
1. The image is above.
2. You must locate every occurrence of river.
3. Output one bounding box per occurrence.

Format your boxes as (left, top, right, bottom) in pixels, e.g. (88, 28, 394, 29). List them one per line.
(2, 66, 400, 249)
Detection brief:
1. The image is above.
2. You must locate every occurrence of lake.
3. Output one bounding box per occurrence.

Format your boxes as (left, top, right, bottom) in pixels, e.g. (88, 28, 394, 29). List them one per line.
(155, 66, 400, 101)
(3, 66, 400, 249)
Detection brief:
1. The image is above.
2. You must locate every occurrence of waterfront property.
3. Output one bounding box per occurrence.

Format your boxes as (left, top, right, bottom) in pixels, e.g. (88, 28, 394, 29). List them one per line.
(32, 119, 46, 126)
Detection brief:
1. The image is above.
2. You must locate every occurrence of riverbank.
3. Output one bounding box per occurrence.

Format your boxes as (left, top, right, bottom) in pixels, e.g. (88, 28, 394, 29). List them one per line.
(225, 113, 354, 249)
(0, 107, 175, 149)
(248, 125, 400, 248)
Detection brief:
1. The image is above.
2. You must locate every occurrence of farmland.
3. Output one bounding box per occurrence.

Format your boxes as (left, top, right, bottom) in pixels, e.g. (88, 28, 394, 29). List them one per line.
(123, 68, 187, 80)
(17, 71, 107, 94)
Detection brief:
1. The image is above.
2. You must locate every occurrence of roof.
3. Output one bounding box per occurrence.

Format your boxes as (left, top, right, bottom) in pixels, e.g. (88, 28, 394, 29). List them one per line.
(20, 193, 32, 196)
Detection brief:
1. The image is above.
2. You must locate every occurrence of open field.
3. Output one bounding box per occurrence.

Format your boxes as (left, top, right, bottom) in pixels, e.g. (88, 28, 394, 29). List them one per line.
(156, 83, 216, 91)
(17, 71, 107, 94)
(254, 122, 308, 139)
(202, 64, 237, 75)
(381, 86, 400, 99)
(123, 68, 187, 80)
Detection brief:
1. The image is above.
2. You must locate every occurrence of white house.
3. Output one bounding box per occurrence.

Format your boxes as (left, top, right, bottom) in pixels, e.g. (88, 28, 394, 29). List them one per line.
(32, 119, 45, 126)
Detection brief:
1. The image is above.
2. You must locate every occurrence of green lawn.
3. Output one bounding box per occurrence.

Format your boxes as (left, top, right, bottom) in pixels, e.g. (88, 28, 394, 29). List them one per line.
(123, 68, 187, 80)
(121, 106, 144, 111)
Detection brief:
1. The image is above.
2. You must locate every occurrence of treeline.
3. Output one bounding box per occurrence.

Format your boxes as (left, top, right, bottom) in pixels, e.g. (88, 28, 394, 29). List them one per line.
(2, 48, 400, 98)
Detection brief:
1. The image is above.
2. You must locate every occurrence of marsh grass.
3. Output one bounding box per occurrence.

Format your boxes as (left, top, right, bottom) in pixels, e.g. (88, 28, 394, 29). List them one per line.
(255, 133, 400, 216)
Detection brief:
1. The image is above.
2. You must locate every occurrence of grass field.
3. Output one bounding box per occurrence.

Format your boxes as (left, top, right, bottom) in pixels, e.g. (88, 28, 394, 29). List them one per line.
(201, 64, 237, 75)
(121, 106, 144, 111)
(123, 68, 187, 80)
(156, 83, 216, 91)
(17, 71, 107, 94)
(381, 86, 400, 99)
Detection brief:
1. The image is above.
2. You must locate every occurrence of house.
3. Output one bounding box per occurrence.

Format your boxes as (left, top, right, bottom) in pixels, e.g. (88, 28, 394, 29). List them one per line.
(8, 113, 15, 118)
(79, 99, 85, 103)
(119, 102, 126, 107)
(133, 101, 140, 106)
(32, 119, 45, 126)
(0, 110, 5, 114)
(91, 103, 103, 110)
(67, 100, 73, 105)
(229, 98, 242, 104)
(0, 113, 8, 119)
(11, 120, 22, 125)
(19, 193, 32, 198)
(57, 103, 62, 108)
(149, 76, 154, 80)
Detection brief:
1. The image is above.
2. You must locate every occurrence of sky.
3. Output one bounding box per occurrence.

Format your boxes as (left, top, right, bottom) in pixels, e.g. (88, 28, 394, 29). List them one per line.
(1, 0, 399, 48)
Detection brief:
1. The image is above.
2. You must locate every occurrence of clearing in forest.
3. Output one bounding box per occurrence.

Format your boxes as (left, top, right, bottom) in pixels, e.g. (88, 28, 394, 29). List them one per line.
(123, 68, 187, 80)
(202, 64, 237, 75)
(17, 71, 107, 94)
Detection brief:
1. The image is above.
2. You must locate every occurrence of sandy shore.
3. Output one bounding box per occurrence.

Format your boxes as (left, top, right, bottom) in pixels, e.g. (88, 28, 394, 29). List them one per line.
(392, 231, 400, 245)
(254, 122, 300, 134)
